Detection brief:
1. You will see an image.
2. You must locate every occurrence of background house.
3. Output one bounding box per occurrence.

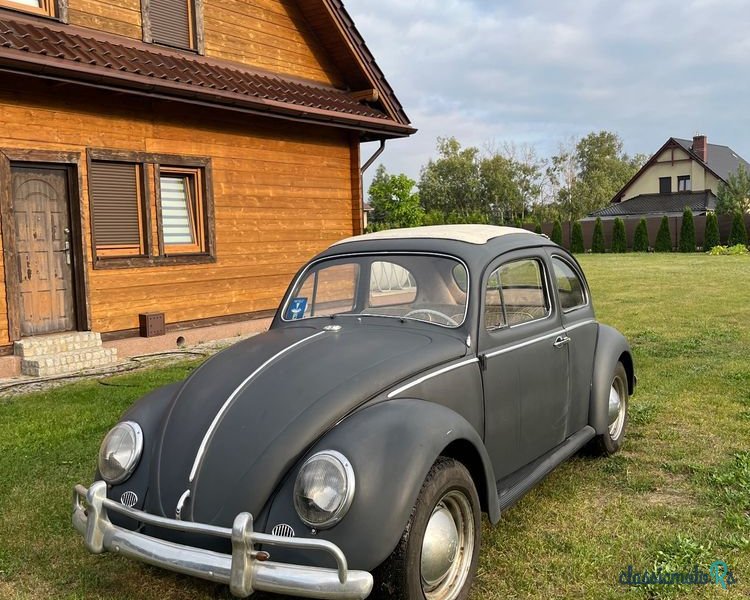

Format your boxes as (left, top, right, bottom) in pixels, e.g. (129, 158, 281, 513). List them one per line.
(587, 135, 750, 219)
(0, 0, 414, 376)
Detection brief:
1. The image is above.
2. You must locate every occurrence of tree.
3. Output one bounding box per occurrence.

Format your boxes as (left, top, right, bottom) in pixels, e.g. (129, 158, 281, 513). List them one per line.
(704, 212, 720, 250)
(534, 223, 543, 234)
(419, 137, 482, 219)
(611, 218, 627, 252)
(717, 164, 750, 215)
(633, 218, 649, 252)
(655, 216, 672, 252)
(728, 212, 748, 246)
(679, 208, 696, 252)
(592, 218, 605, 253)
(479, 153, 524, 224)
(551, 219, 563, 245)
(571, 221, 585, 253)
(367, 165, 423, 228)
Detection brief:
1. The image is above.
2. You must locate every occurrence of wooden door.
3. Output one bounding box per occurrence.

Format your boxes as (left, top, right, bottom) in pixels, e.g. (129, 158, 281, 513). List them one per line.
(11, 166, 76, 336)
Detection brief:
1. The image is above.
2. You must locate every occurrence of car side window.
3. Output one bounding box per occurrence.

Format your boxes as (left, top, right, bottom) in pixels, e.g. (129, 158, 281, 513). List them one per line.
(552, 257, 587, 311)
(485, 258, 550, 330)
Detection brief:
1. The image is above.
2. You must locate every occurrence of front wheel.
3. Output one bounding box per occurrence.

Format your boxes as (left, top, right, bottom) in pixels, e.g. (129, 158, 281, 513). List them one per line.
(590, 361, 629, 455)
(371, 457, 481, 600)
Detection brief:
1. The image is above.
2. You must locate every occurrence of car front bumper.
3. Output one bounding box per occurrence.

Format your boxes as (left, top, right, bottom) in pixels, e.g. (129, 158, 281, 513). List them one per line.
(72, 481, 373, 599)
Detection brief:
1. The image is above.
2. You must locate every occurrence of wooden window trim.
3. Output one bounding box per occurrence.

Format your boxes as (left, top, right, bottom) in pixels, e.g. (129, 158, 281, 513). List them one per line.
(157, 166, 205, 255)
(141, 0, 204, 54)
(0, 0, 67, 21)
(87, 149, 215, 270)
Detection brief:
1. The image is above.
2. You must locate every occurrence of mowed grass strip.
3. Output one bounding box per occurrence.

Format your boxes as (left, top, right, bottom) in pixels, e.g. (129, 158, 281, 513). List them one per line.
(1, 254, 749, 599)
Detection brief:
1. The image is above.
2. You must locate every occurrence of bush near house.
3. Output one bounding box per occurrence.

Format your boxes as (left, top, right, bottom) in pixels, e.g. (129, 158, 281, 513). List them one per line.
(551, 220, 563, 246)
(611, 218, 627, 253)
(679, 208, 696, 252)
(728, 212, 748, 247)
(655, 215, 672, 252)
(591, 217, 605, 253)
(704, 212, 720, 250)
(571, 221, 585, 253)
(633, 218, 649, 252)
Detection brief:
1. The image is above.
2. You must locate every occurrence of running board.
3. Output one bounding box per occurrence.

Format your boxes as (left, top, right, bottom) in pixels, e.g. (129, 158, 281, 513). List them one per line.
(496, 426, 596, 512)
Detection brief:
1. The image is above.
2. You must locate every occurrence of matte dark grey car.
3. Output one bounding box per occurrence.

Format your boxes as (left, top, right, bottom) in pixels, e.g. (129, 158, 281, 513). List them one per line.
(73, 225, 635, 600)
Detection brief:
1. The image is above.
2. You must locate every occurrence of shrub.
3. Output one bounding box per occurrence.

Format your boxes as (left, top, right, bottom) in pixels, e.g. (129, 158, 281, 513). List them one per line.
(707, 244, 749, 256)
(591, 218, 605, 253)
(571, 221, 585, 253)
(728, 212, 748, 247)
(679, 208, 696, 252)
(551, 219, 563, 245)
(612, 217, 627, 253)
(633, 218, 649, 252)
(534, 223, 542, 235)
(704, 212, 720, 250)
(655, 216, 672, 252)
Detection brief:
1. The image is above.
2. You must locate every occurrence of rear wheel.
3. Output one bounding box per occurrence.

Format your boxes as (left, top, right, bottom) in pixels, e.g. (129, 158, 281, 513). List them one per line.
(590, 361, 629, 455)
(371, 457, 480, 600)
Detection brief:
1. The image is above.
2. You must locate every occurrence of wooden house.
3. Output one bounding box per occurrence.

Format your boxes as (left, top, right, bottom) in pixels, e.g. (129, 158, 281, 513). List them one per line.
(0, 0, 414, 375)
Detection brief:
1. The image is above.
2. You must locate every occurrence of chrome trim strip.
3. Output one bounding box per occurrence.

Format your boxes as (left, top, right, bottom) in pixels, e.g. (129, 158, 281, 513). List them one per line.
(483, 319, 596, 359)
(73, 481, 373, 599)
(387, 358, 479, 399)
(279, 252, 471, 330)
(188, 330, 327, 482)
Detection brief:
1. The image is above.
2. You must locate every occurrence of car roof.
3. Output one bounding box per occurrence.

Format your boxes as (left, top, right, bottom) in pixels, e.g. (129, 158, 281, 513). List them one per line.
(333, 225, 536, 246)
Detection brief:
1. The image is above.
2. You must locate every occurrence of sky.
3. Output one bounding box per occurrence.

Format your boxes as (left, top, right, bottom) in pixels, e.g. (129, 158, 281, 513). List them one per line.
(343, 0, 750, 192)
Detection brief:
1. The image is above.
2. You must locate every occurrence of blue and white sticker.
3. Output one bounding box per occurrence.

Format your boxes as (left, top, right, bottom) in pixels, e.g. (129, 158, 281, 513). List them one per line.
(287, 297, 308, 320)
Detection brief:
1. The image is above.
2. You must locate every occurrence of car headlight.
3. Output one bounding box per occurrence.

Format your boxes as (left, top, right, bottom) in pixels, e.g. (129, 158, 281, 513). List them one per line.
(293, 450, 355, 529)
(97, 421, 143, 485)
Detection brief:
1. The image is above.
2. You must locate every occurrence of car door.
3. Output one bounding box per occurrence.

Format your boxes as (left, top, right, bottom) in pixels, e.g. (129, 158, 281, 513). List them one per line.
(479, 250, 570, 479)
(547, 252, 598, 437)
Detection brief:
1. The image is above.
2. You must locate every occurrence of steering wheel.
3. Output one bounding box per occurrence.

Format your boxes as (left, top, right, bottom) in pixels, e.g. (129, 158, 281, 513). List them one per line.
(403, 308, 459, 326)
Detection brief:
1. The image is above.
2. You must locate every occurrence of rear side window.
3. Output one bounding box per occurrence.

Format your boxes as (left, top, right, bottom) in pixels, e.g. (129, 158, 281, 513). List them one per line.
(485, 258, 550, 330)
(552, 258, 587, 311)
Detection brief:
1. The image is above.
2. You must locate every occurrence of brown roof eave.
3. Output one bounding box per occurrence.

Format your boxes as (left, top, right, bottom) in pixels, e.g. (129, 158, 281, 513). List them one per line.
(0, 52, 415, 138)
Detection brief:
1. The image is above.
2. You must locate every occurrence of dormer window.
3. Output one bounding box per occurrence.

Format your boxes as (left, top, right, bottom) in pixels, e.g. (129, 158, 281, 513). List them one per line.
(142, 0, 202, 52)
(0, 0, 56, 18)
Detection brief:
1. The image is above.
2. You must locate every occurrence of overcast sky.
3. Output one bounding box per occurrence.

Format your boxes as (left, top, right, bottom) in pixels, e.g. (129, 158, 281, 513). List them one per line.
(344, 0, 750, 191)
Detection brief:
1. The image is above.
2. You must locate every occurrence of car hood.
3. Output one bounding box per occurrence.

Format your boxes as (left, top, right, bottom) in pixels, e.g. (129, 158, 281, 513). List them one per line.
(149, 322, 467, 524)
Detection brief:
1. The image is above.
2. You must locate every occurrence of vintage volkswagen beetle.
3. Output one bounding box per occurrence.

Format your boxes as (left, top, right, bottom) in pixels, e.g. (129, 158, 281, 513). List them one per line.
(73, 225, 635, 600)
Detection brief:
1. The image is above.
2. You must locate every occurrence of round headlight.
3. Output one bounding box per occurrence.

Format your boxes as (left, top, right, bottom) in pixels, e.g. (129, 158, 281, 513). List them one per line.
(98, 421, 143, 485)
(293, 450, 355, 529)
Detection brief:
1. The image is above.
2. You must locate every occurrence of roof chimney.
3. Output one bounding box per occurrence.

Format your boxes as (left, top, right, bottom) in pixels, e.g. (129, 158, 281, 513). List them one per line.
(693, 134, 708, 163)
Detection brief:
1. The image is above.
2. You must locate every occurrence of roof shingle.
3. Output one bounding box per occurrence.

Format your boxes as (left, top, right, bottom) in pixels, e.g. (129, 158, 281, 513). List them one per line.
(588, 191, 717, 218)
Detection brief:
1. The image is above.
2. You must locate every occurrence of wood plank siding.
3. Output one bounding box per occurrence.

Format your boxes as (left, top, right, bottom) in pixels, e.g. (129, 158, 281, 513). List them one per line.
(0, 76, 362, 344)
(63, 0, 342, 85)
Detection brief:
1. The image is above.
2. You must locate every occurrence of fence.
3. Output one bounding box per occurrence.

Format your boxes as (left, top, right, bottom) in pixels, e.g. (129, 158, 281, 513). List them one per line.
(526, 214, 750, 251)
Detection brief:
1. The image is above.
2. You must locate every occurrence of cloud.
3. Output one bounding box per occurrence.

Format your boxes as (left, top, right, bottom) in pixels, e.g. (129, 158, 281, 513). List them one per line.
(344, 0, 750, 190)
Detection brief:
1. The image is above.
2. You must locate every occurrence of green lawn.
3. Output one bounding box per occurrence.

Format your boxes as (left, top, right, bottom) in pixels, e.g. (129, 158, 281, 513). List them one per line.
(1, 254, 749, 599)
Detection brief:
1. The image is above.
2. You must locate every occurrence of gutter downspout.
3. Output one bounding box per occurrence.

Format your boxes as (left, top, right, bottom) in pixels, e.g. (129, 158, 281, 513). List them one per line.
(358, 139, 386, 232)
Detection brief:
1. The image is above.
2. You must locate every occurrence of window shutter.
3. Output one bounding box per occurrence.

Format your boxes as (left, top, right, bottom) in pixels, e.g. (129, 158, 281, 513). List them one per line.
(150, 0, 193, 50)
(89, 162, 142, 249)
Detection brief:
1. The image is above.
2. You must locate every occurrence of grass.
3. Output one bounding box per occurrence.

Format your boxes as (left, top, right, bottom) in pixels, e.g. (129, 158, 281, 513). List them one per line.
(1, 253, 749, 599)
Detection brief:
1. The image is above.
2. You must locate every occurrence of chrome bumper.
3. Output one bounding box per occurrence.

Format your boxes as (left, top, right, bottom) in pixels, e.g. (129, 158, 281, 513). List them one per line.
(72, 481, 373, 599)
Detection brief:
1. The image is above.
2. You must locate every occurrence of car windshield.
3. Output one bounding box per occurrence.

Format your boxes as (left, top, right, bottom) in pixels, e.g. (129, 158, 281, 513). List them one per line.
(283, 254, 468, 328)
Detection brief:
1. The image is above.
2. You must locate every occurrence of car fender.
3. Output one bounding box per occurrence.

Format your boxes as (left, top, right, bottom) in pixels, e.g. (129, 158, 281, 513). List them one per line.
(263, 398, 498, 572)
(590, 324, 635, 435)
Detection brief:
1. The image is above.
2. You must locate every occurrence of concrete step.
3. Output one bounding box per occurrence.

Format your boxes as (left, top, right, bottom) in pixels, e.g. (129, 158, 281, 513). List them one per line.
(20, 347, 118, 378)
(14, 331, 103, 359)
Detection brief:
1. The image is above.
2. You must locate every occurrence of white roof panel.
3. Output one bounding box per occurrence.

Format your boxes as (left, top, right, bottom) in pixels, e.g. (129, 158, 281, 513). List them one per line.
(333, 225, 535, 246)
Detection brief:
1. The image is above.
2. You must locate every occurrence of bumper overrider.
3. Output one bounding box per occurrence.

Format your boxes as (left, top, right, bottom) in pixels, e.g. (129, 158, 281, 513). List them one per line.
(72, 481, 373, 599)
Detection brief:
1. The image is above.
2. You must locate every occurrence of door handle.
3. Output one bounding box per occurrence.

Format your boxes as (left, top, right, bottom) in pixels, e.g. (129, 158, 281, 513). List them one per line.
(553, 335, 570, 349)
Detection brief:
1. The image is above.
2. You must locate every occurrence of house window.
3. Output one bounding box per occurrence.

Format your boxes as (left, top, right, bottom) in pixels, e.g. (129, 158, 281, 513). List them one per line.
(677, 175, 691, 191)
(146, 0, 197, 51)
(89, 161, 146, 257)
(0, 0, 55, 17)
(659, 177, 672, 194)
(158, 167, 206, 254)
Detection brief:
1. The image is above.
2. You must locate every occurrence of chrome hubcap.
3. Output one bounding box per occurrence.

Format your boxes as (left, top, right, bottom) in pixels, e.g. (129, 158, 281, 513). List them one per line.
(421, 491, 474, 599)
(608, 377, 626, 439)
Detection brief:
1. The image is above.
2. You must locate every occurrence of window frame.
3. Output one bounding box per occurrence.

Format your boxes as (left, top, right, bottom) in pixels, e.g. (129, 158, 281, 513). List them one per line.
(156, 165, 206, 256)
(677, 175, 691, 191)
(87, 149, 214, 270)
(550, 255, 589, 314)
(484, 256, 553, 333)
(141, 0, 204, 54)
(0, 0, 64, 19)
(659, 176, 672, 194)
